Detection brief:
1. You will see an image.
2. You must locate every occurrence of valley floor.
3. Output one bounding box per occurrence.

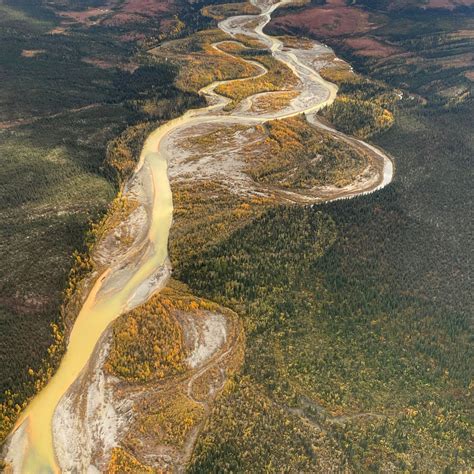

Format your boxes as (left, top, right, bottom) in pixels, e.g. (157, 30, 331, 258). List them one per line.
(1, 0, 472, 471)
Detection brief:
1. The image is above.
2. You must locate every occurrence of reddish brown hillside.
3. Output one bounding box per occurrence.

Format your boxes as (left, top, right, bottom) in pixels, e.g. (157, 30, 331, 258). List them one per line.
(271, 0, 373, 38)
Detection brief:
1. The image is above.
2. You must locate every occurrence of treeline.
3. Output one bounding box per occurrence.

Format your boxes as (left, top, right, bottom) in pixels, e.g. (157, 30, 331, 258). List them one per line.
(266, 0, 473, 106)
(340, 10, 471, 106)
(324, 97, 394, 139)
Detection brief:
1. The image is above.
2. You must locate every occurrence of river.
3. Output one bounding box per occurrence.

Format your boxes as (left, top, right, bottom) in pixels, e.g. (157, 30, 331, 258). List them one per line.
(5, 0, 393, 471)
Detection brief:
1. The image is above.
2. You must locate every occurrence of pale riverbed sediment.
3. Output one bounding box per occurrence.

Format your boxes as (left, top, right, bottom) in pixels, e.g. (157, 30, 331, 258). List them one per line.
(4, 0, 393, 471)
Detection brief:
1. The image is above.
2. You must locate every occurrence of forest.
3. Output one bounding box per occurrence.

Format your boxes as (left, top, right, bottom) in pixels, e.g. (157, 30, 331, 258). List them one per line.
(250, 116, 370, 188)
(0, 0, 472, 469)
(0, 0, 205, 443)
(105, 288, 220, 382)
(177, 101, 473, 468)
(175, 5, 472, 470)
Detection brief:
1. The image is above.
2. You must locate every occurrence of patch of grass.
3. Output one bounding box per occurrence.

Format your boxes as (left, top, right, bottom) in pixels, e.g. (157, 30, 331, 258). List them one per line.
(319, 66, 398, 139)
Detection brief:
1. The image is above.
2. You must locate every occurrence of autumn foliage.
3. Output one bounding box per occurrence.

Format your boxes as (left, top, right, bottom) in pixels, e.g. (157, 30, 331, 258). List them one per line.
(249, 116, 370, 188)
(201, 2, 260, 21)
(215, 52, 299, 109)
(105, 294, 186, 382)
(107, 447, 153, 473)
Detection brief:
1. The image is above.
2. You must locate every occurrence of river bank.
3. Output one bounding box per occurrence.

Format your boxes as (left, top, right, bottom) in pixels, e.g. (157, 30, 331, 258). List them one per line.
(3, 0, 393, 470)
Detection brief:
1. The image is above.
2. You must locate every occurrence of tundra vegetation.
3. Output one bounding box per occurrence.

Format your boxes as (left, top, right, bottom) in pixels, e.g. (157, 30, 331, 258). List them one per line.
(0, 0, 472, 471)
(201, 2, 261, 21)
